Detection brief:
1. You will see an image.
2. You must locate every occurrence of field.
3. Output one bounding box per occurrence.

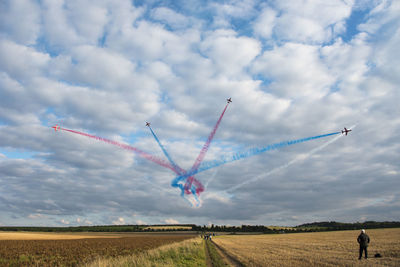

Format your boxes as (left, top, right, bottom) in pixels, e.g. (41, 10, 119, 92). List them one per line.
(213, 228, 400, 266)
(0, 232, 195, 266)
(2, 229, 400, 266)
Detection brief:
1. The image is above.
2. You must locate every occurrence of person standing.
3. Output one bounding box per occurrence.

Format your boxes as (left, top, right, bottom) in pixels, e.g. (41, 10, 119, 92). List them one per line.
(357, 229, 370, 260)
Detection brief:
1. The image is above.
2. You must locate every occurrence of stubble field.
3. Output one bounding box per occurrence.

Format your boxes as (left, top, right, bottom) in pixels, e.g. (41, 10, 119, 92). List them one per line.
(213, 228, 400, 266)
(0, 232, 195, 266)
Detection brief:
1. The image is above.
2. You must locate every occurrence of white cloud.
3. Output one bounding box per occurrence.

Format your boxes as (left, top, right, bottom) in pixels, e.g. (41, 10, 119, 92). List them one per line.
(321, 34, 371, 94)
(211, 0, 257, 27)
(253, 42, 334, 99)
(0, 40, 50, 81)
(272, 0, 353, 43)
(0, 0, 41, 45)
(136, 219, 146, 225)
(275, 14, 329, 43)
(112, 217, 125, 225)
(60, 219, 70, 225)
(253, 7, 277, 39)
(200, 29, 261, 77)
(164, 218, 179, 224)
(151, 7, 191, 29)
(62, 0, 108, 45)
(41, 0, 81, 47)
(28, 213, 46, 219)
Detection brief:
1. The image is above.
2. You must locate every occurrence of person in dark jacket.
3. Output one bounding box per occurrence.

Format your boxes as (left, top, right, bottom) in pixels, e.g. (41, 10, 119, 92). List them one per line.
(357, 229, 370, 259)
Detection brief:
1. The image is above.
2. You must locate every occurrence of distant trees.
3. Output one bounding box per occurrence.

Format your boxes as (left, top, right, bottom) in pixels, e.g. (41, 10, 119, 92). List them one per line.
(1, 221, 399, 233)
(295, 221, 400, 231)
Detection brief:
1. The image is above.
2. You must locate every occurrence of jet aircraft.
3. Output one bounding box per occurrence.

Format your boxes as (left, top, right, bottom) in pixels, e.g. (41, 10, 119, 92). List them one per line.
(146, 122, 151, 127)
(341, 127, 352, 135)
(227, 97, 232, 103)
(52, 125, 60, 131)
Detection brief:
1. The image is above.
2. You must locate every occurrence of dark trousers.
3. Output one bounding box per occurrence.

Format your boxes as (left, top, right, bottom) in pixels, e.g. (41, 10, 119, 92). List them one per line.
(359, 246, 368, 259)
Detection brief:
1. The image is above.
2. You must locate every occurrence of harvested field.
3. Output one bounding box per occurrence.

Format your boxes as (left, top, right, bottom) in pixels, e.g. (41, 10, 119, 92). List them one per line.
(0, 232, 122, 240)
(213, 228, 400, 267)
(0, 233, 195, 266)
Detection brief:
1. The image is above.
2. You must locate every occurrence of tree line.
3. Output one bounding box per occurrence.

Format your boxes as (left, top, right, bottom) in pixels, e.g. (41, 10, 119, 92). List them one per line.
(1, 221, 399, 233)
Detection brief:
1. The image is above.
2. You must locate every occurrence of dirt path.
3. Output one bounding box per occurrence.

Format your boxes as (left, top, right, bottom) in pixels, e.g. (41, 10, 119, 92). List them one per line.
(211, 240, 245, 267)
(204, 239, 213, 267)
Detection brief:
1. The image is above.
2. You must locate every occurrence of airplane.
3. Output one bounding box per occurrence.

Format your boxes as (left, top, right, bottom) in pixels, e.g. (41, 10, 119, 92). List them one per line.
(146, 122, 151, 127)
(52, 124, 60, 131)
(341, 127, 352, 135)
(227, 97, 232, 103)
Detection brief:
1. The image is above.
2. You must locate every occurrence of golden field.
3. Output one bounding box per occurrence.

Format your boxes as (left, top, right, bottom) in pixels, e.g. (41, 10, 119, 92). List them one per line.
(213, 228, 400, 266)
(0, 232, 124, 240)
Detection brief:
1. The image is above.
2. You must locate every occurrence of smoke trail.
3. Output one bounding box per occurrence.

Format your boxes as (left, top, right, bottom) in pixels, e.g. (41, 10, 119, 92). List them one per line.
(59, 127, 176, 172)
(148, 125, 205, 197)
(225, 132, 344, 192)
(182, 103, 230, 193)
(148, 126, 184, 174)
(204, 168, 219, 190)
(168, 102, 230, 195)
(172, 131, 341, 182)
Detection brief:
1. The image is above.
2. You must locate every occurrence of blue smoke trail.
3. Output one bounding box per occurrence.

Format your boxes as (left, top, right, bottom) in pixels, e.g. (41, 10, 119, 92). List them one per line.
(171, 131, 341, 184)
(148, 126, 182, 174)
(225, 132, 345, 192)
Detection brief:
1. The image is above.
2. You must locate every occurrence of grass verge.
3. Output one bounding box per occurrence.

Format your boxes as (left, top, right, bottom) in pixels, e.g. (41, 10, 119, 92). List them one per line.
(205, 240, 228, 267)
(85, 237, 206, 267)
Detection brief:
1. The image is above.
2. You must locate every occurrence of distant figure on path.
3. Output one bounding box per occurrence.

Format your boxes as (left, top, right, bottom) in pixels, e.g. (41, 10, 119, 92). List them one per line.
(357, 229, 370, 260)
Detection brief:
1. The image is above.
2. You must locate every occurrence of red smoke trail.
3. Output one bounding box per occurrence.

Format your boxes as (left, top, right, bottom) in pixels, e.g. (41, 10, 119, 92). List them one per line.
(184, 103, 229, 194)
(60, 127, 176, 172)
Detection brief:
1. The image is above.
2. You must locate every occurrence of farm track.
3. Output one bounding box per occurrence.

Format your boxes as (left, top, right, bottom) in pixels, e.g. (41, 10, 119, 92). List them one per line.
(204, 239, 213, 267)
(211, 240, 245, 267)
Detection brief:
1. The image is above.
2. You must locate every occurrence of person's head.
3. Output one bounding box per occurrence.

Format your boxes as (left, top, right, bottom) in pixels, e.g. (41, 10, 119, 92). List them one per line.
(361, 229, 365, 233)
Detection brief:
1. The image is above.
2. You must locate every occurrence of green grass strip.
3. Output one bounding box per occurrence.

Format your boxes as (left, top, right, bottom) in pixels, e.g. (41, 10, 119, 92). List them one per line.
(205, 240, 228, 267)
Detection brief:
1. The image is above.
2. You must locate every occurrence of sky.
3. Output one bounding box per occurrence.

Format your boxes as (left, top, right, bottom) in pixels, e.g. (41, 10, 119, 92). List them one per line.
(0, 0, 399, 227)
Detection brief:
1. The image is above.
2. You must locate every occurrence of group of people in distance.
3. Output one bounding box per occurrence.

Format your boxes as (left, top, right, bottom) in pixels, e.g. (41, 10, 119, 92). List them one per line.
(202, 233, 215, 241)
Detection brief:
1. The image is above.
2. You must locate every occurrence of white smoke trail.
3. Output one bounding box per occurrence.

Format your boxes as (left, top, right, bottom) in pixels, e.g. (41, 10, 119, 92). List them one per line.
(204, 168, 219, 190)
(225, 125, 356, 193)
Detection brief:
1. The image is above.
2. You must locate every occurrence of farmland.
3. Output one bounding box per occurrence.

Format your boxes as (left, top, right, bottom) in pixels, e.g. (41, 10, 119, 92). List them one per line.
(1, 228, 400, 266)
(213, 228, 400, 266)
(0, 232, 195, 266)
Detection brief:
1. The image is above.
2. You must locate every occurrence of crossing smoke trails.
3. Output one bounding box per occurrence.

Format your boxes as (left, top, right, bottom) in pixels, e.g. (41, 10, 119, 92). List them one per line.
(183, 102, 229, 194)
(148, 125, 205, 198)
(149, 102, 229, 199)
(56, 100, 230, 205)
(225, 132, 345, 193)
(54, 114, 352, 207)
(172, 131, 342, 183)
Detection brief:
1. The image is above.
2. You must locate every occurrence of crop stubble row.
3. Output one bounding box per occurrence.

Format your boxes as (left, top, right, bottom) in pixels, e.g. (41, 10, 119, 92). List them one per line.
(213, 228, 400, 267)
(0, 234, 194, 266)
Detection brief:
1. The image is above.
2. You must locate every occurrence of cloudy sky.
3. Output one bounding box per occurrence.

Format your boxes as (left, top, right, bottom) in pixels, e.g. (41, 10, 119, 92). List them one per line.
(0, 0, 399, 227)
